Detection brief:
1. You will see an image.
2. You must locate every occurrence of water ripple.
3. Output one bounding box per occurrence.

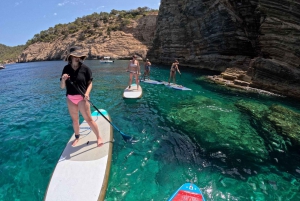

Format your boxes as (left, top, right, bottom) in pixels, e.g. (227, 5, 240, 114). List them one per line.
(1, 61, 300, 201)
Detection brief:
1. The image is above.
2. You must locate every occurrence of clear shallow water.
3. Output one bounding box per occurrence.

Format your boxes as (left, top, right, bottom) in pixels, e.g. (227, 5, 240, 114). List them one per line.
(0, 60, 300, 201)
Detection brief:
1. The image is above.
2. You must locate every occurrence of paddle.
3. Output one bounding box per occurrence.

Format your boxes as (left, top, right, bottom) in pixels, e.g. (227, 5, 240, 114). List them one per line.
(67, 79, 133, 142)
(126, 70, 144, 81)
(126, 70, 141, 75)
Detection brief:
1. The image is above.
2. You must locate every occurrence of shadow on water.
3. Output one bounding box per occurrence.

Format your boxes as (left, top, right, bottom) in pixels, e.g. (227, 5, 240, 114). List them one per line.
(123, 98, 141, 104)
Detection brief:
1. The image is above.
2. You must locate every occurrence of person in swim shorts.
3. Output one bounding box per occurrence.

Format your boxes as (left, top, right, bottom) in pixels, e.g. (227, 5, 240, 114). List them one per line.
(60, 46, 103, 147)
(126, 54, 140, 89)
(168, 59, 181, 84)
(143, 58, 151, 80)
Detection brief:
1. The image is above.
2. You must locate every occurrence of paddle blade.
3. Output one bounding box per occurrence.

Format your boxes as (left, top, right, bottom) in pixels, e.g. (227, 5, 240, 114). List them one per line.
(120, 132, 133, 142)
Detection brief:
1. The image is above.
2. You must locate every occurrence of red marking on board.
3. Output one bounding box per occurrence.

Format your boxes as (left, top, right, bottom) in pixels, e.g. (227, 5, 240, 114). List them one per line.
(172, 190, 203, 201)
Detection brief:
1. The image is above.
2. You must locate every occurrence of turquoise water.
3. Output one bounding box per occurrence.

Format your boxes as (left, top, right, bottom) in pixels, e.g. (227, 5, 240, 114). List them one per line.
(0, 60, 300, 201)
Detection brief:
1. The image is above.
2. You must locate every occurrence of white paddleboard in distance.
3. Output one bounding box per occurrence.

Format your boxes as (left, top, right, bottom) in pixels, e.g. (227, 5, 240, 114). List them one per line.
(140, 79, 163, 85)
(161, 81, 192, 91)
(123, 84, 143, 98)
(44, 109, 113, 201)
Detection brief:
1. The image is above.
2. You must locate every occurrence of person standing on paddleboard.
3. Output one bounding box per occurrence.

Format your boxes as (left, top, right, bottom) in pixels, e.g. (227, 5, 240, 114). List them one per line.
(143, 58, 151, 80)
(168, 59, 181, 85)
(127, 55, 140, 89)
(60, 46, 103, 147)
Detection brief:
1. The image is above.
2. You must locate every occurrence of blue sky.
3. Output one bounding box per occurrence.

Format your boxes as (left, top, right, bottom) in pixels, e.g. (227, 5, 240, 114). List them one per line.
(0, 0, 160, 47)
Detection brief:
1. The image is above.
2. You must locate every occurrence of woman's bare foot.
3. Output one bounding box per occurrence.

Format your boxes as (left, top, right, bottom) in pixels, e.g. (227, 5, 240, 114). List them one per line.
(97, 137, 103, 147)
(72, 138, 79, 147)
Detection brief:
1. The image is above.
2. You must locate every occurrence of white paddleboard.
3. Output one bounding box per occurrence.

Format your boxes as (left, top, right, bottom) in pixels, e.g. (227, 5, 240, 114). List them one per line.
(161, 81, 192, 91)
(123, 84, 143, 98)
(140, 79, 163, 85)
(44, 109, 113, 201)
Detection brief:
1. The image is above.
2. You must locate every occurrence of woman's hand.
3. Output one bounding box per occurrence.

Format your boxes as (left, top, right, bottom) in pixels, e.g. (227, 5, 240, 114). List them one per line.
(84, 94, 90, 101)
(61, 74, 70, 81)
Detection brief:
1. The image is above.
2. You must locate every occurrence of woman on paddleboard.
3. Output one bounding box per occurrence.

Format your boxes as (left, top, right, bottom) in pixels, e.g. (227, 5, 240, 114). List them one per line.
(143, 58, 151, 80)
(126, 55, 140, 89)
(60, 46, 103, 147)
(168, 60, 181, 85)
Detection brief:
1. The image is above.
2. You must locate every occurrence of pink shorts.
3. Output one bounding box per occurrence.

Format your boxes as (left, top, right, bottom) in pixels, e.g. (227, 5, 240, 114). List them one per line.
(67, 95, 84, 105)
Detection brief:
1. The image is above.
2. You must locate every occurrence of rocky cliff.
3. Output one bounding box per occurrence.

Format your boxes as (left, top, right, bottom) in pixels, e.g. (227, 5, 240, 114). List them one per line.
(147, 0, 300, 99)
(18, 2, 300, 99)
(18, 14, 157, 62)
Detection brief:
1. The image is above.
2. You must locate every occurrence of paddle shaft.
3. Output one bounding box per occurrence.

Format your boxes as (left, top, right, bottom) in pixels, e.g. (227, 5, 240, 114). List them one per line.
(67, 79, 132, 141)
(127, 70, 141, 75)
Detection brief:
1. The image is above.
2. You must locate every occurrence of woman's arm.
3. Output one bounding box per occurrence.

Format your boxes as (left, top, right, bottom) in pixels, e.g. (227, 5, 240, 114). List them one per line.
(127, 60, 131, 71)
(137, 61, 140, 74)
(176, 65, 181, 74)
(85, 81, 93, 100)
(60, 74, 70, 89)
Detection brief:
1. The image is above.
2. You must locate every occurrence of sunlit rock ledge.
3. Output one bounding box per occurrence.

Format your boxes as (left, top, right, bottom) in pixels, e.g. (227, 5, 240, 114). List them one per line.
(206, 67, 284, 98)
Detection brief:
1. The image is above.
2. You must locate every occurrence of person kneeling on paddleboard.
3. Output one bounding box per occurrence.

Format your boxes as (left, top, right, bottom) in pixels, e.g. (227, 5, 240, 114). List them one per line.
(60, 46, 103, 147)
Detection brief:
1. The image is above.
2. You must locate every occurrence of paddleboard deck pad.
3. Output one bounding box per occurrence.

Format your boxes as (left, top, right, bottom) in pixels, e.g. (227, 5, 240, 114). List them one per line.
(140, 79, 163, 85)
(123, 84, 142, 98)
(162, 81, 192, 91)
(168, 183, 206, 201)
(44, 109, 113, 201)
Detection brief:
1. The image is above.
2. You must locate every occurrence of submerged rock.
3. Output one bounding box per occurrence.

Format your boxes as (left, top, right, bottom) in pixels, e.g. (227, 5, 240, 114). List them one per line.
(267, 105, 300, 147)
(235, 100, 300, 150)
(167, 96, 269, 163)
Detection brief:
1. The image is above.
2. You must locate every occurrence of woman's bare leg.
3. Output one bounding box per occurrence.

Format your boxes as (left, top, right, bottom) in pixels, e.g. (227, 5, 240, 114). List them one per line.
(78, 100, 103, 147)
(168, 71, 172, 84)
(135, 74, 139, 89)
(67, 98, 80, 146)
(128, 73, 133, 88)
(173, 73, 176, 84)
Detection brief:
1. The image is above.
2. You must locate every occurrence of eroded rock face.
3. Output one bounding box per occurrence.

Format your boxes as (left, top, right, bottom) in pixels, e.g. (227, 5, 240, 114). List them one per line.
(148, 0, 300, 99)
(18, 14, 157, 62)
(148, 0, 260, 69)
(249, 58, 300, 98)
(249, 0, 300, 99)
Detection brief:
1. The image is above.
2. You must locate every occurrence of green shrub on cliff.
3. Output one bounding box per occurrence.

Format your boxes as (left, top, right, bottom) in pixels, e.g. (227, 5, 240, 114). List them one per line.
(25, 7, 157, 46)
(1, 7, 158, 62)
(0, 44, 26, 63)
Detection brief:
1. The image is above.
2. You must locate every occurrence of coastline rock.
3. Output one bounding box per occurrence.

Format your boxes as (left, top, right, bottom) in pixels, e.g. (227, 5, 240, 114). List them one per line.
(249, 58, 300, 99)
(18, 14, 157, 62)
(148, 0, 300, 99)
(206, 67, 283, 97)
(17, 1, 300, 99)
